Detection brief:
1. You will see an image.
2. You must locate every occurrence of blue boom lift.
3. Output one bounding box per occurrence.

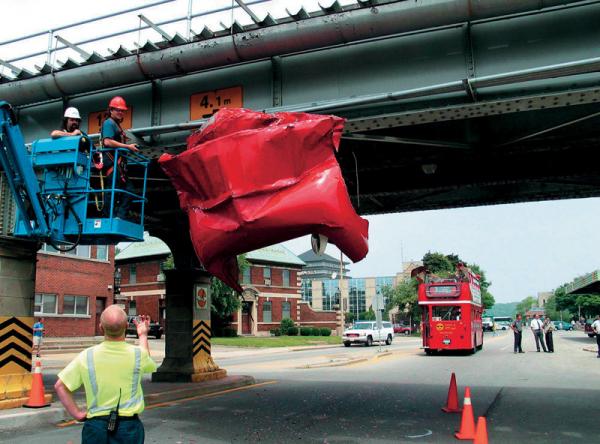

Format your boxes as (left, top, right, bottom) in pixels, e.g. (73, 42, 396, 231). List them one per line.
(0, 101, 149, 249)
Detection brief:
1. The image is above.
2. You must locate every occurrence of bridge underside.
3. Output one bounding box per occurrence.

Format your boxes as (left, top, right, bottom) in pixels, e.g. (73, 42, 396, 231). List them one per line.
(5, 0, 600, 231)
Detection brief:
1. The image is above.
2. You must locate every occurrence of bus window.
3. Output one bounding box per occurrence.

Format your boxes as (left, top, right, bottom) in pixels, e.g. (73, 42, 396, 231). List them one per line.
(432, 306, 461, 321)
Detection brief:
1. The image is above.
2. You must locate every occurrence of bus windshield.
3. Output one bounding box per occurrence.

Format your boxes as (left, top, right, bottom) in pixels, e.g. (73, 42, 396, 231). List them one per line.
(432, 306, 461, 321)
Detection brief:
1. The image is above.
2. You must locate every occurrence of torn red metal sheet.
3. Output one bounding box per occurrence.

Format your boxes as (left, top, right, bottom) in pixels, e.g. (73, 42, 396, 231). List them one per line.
(159, 108, 369, 292)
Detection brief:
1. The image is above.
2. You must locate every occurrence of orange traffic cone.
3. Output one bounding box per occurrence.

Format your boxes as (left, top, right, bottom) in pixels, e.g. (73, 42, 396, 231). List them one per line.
(454, 386, 475, 440)
(23, 361, 50, 408)
(473, 416, 489, 444)
(442, 372, 462, 413)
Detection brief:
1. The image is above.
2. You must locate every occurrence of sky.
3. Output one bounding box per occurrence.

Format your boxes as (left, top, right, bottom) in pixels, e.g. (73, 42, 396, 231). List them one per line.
(2, 1, 599, 303)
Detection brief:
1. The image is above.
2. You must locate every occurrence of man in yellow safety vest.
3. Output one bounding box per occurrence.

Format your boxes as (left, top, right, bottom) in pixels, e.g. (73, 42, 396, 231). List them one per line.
(54, 305, 157, 443)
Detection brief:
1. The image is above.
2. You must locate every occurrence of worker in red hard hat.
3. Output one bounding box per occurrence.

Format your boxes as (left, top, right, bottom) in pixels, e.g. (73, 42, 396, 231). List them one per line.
(51, 107, 83, 138)
(100, 96, 139, 219)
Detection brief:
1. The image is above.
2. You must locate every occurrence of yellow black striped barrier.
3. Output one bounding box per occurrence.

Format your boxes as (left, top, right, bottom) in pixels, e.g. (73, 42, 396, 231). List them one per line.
(0, 317, 32, 375)
(192, 320, 211, 358)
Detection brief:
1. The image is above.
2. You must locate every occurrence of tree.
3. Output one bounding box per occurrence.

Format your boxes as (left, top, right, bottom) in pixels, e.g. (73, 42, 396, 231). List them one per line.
(554, 284, 578, 316)
(422, 252, 495, 310)
(516, 296, 537, 315)
(575, 294, 600, 318)
(210, 255, 248, 334)
(469, 264, 495, 309)
(344, 311, 356, 325)
(383, 279, 420, 322)
(359, 306, 376, 321)
(422, 252, 453, 276)
(543, 293, 571, 321)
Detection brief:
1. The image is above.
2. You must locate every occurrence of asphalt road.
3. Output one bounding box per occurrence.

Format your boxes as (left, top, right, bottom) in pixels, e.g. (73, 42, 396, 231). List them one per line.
(5, 330, 600, 443)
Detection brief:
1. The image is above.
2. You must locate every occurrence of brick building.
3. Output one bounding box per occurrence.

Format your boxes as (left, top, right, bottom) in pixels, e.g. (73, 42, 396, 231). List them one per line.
(35, 244, 115, 337)
(232, 245, 338, 335)
(114, 234, 171, 327)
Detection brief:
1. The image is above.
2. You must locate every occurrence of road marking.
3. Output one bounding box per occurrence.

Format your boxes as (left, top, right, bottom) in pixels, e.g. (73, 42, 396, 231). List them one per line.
(55, 380, 278, 428)
(406, 429, 433, 439)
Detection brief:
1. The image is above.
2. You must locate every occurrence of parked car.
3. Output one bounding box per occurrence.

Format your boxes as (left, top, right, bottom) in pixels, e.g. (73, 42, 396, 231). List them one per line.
(126, 316, 163, 339)
(343, 321, 394, 347)
(495, 321, 510, 331)
(393, 324, 412, 335)
(552, 320, 573, 331)
(482, 317, 494, 332)
(584, 321, 596, 337)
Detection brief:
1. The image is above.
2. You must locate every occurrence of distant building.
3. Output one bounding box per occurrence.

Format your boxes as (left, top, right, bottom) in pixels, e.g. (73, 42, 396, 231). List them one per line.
(537, 291, 553, 308)
(233, 244, 338, 335)
(300, 257, 422, 321)
(298, 250, 350, 281)
(114, 234, 171, 327)
(525, 307, 546, 318)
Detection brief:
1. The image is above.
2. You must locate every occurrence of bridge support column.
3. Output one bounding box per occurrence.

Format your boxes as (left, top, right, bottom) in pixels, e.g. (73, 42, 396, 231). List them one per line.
(152, 268, 226, 382)
(0, 237, 48, 409)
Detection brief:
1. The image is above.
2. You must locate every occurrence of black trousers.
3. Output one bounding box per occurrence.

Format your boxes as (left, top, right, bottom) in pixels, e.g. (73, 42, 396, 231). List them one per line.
(545, 331, 554, 352)
(533, 330, 547, 352)
(513, 331, 523, 352)
(596, 334, 600, 356)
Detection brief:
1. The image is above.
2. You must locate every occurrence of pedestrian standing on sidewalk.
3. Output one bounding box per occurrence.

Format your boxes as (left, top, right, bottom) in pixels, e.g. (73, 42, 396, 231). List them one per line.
(543, 316, 555, 353)
(592, 315, 600, 358)
(54, 306, 157, 443)
(32, 317, 45, 357)
(511, 313, 525, 353)
(530, 314, 548, 352)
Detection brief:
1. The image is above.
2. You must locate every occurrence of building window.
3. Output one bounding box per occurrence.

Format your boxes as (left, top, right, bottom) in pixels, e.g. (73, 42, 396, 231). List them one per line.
(130, 264, 137, 284)
(348, 278, 366, 318)
(242, 267, 251, 284)
(129, 300, 137, 316)
(42, 243, 58, 253)
(282, 269, 290, 287)
(301, 280, 313, 305)
(263, 267, 271, 285)
(63, 295, 89, 316)
(95, 245, 108, 261)
(322, 280, 340, 311)
(263, 301, 272, 323)
(34, 293, 57, 314)
(65, 245, 90, 259)
(282, 301, 291, 320)
(376, 277, 394, 307)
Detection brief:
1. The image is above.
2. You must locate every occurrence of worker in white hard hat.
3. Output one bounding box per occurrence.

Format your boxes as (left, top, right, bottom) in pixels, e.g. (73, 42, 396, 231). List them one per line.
(51, 107, 83, 138)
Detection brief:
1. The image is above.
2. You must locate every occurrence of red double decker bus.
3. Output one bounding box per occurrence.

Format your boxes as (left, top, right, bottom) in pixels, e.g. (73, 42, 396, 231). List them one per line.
(415, 264, 483, 355)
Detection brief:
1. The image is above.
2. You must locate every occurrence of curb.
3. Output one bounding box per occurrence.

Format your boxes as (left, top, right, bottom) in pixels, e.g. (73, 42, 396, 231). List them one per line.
(0, 406, 68, 431)
(0, 375, 257, 430)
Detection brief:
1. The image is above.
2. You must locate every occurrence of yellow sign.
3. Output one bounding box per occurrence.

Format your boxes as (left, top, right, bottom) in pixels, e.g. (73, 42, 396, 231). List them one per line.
(190, 86, 243, 120)
(436, 323, 445, 331)
(88, 109, 133, 135)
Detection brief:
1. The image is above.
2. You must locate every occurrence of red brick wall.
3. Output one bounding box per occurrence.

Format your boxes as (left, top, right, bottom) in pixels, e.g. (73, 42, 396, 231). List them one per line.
(117, 259, 166, 327)
(35, 246, 115, 337)
(298, 301, 338, 330)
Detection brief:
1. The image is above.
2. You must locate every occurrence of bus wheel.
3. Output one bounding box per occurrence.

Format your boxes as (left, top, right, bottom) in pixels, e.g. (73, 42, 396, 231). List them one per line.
(477, 336, 483, 350)
(366, 336, 373, 347)
(344, 341, 351, 347)
(471, 335, 477, 354)
(385, 334, 392, 345)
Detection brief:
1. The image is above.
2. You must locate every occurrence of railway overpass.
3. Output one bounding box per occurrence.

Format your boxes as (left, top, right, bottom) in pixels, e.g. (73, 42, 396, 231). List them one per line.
(2, 0, 600, 382)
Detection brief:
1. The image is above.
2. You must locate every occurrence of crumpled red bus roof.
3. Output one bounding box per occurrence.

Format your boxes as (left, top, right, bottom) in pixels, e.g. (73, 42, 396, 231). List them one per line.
(159, 108, 369, 292)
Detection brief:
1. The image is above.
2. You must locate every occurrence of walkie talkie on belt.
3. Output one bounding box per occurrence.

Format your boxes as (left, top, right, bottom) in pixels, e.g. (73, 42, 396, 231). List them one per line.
(107, 389, 122, 433)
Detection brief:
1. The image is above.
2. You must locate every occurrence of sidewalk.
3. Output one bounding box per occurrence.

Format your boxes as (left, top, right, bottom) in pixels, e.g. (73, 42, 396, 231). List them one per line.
(0, 374, 257, 431)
